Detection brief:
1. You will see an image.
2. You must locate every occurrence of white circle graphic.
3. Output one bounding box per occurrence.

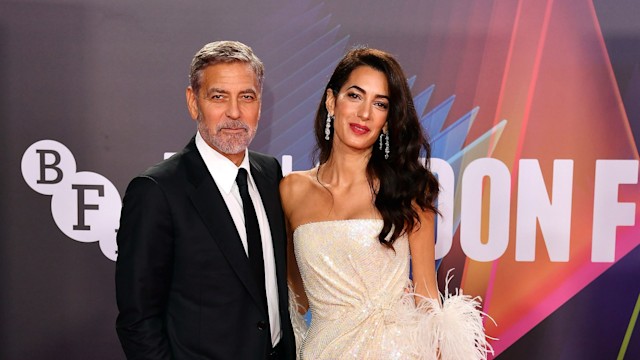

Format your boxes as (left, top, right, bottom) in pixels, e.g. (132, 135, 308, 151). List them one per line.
(21, 140, 77, 195)
(50, 171, 121, 260)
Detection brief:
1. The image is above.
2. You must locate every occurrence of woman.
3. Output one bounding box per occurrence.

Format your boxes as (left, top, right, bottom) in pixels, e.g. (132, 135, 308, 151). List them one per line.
(281, 47, 492, 359)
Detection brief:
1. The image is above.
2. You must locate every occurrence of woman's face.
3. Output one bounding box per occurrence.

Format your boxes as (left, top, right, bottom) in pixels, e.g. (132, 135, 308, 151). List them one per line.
(326, 65, 389, 155)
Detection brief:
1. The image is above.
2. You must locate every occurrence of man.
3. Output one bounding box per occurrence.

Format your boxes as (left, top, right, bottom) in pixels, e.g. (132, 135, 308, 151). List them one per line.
(115, 41, 296, 359)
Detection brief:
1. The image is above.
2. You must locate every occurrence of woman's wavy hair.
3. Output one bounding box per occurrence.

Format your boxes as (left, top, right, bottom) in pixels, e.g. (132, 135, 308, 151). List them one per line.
(313, 46, 440, 246)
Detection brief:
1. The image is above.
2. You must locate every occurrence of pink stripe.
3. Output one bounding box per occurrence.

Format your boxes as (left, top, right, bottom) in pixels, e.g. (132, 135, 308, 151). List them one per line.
(490, 0, 524, 154)
(482, 0, 524, 317)
(494, 260, 612, 353)
(493, 238, 639, 355)
(511, 0, 554, 176)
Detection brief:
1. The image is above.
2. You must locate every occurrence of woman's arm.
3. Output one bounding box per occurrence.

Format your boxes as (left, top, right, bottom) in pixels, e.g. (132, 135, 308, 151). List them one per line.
(408, 207, 440, 304)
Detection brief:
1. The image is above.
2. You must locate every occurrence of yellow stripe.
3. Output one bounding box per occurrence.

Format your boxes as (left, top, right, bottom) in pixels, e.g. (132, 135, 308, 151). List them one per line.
(618, 292, 640, 360)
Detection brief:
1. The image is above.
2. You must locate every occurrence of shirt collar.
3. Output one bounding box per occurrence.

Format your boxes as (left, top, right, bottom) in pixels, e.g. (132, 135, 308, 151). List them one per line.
(195, 131, 251, 194)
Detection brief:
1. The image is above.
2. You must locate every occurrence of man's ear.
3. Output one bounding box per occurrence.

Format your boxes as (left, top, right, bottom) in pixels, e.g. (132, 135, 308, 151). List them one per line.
(325, 88, 336, 115)
(186, 86, 199, 121)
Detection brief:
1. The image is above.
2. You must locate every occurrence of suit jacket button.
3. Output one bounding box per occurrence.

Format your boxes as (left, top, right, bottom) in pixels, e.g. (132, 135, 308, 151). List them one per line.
(257, 321, 267, 330)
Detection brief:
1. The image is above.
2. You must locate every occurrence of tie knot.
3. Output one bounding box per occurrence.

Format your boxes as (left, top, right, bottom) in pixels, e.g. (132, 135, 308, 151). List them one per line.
(236, 168, 249, 191)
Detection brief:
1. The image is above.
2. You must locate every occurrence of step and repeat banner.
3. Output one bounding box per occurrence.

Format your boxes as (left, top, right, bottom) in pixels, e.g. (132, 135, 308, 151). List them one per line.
(2, 0, 639, 358)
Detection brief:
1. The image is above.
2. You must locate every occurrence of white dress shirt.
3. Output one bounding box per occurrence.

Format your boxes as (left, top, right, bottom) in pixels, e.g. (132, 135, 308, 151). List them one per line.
(195, 132, 281, 346)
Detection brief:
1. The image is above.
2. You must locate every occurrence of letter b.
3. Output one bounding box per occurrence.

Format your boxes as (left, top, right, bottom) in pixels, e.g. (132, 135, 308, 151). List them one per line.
(22, 140, 77, 195)
(36, 149, 63, 184)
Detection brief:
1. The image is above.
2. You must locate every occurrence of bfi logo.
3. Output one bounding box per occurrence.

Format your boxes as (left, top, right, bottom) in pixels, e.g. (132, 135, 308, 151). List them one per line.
(21, 140, 120, 261)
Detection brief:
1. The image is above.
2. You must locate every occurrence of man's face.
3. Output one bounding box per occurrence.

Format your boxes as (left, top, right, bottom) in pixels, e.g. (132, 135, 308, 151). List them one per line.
(186, 62, 261, 164)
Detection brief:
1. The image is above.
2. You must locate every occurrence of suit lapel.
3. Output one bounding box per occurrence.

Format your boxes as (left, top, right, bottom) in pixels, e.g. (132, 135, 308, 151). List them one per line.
(183, 141, 267, 314)
(250, 155, 287, 302)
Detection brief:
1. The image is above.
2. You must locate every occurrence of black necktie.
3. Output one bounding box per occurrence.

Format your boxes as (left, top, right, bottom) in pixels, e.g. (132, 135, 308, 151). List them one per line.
(236, 168, 267, 308)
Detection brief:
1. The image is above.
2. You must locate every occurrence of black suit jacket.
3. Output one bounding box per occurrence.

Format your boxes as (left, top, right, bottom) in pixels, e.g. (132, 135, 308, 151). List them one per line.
(115, 138, 295, 359)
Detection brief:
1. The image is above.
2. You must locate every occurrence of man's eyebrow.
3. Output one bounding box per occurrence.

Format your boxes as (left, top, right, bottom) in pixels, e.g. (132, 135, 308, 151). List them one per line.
(205, 88, 257, 95)
(346, 85, 389, 100)
(205, 87, 229, 96)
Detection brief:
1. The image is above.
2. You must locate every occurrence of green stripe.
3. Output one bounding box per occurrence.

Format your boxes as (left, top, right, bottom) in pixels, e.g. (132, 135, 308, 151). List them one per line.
(618, 292, 640, 360)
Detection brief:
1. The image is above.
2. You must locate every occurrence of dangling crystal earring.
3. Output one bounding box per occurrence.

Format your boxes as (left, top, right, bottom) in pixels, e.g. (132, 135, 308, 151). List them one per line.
(325, 113, 333, 140)
(379, 133, 384, 150)
(384, 132, 390, 159)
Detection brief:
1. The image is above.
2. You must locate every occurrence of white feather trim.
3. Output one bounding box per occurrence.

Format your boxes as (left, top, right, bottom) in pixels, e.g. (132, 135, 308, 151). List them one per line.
(288, 271, 494, 359)
(288, 286, 309, 359)
(406, 269, 496, 360)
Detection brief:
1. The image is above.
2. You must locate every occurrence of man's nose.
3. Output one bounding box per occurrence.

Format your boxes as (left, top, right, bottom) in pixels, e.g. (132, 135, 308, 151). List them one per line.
(226, 98, 241, 119)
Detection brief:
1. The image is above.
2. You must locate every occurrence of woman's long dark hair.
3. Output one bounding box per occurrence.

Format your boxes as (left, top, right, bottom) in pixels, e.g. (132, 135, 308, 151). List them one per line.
(313, 46, 440, 247)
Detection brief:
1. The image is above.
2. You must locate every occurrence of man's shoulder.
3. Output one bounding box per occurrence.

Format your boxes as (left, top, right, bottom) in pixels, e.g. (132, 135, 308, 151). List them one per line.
(135, 139, 199, 184)
(248, 150, 281, 178)
(248, 150, 278, 166)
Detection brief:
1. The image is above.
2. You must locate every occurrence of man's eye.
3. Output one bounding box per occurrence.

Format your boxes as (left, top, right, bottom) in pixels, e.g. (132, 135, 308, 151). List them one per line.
(209, 94, 224, 100)
(241, 94, 256, 101)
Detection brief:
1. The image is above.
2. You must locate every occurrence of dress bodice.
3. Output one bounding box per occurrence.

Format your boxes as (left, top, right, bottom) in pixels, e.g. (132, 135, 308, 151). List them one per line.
(291, 219, 492, 360)
(294, 219, 409, 320)
(294, 219, 413, 359)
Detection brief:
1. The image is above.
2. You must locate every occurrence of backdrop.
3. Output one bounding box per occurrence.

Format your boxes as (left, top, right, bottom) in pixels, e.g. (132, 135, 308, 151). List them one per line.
(3, 0, 639, 359)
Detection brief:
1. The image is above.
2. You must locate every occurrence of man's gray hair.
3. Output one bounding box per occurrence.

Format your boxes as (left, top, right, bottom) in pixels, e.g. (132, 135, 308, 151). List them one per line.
(189, 41, 264, 93)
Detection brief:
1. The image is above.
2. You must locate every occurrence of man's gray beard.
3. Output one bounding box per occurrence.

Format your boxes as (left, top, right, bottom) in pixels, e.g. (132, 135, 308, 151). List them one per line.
(198, 119, 257, 155)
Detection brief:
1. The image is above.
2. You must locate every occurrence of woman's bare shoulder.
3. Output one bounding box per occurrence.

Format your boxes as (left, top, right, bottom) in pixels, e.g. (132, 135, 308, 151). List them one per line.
(280, 168, 322, 221)
(280, 168, 318, 196)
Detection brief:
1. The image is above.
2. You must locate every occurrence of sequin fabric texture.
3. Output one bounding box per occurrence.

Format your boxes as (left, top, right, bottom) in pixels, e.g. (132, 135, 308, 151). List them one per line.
(294, 219, 425, 359)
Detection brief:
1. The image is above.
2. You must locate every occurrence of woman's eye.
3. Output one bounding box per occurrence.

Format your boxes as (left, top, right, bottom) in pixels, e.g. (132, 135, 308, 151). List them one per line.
(375, 102, 389, 110)
(347, 92, 361, 100)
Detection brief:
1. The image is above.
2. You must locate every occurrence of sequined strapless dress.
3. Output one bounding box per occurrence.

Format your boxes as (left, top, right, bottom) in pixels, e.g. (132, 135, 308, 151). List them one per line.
(292, 219, 492, 360)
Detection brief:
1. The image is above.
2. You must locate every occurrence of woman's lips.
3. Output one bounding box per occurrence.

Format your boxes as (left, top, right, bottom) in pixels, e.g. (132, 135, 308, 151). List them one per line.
(349, 123, 370, 135)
